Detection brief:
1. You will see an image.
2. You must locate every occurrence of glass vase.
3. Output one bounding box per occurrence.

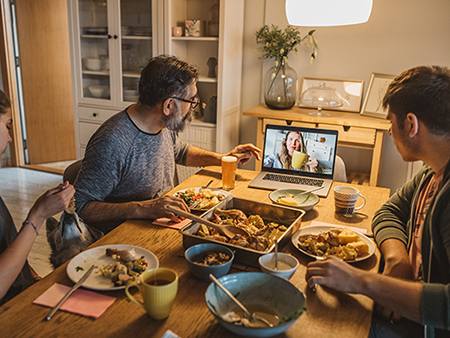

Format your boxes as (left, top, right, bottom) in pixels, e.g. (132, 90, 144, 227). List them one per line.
(264, 58, 298, 110)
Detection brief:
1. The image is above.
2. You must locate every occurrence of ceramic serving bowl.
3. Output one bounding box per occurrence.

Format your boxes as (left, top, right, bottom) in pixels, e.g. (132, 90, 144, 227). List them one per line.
(205, 272, 306, 337)
(269, 189, 319, 211)
(258, 253, 299, 280)
(88, 85, 110, 99)
(185, 243, 234, 280)
(84, 57, 102, 71)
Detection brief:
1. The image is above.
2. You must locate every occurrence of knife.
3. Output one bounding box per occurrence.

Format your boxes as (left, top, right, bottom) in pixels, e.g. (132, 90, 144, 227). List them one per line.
(45, 264, 95, 321)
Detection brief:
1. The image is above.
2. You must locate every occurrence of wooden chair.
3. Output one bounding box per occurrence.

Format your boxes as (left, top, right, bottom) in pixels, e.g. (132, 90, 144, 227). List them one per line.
(334, 155, 347, 183)
(63, 159, 82, 184)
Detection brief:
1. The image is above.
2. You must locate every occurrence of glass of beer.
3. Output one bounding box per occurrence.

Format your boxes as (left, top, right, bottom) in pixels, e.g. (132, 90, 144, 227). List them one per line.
(221, 156, 237, 190)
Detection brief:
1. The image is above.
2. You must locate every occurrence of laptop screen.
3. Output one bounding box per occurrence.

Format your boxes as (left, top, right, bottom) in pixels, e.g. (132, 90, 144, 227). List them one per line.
(262, 124, 339, 179)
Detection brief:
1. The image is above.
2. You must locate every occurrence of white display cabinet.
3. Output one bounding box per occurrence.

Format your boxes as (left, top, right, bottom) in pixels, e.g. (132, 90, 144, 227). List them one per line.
(68, 0, 163, 157)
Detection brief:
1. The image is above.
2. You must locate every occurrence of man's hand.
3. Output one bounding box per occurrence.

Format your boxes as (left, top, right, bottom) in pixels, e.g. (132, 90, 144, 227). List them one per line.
(226, 143, 262, 165)
(306, 256, 365, 293)
(137, 195, 190, 222)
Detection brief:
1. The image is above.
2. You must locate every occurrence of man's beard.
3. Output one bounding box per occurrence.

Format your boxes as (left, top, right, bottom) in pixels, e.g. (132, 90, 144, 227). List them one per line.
(164, 108, 192, 132)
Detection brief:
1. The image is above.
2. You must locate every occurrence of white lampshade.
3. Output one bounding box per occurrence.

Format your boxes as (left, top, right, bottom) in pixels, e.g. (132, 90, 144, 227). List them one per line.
(286, 0, 373, 27)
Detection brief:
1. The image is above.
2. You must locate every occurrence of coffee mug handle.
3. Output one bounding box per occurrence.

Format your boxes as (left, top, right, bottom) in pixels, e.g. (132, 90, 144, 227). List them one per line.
(125, 283, 145, 310)
(355, 194, 366, 211)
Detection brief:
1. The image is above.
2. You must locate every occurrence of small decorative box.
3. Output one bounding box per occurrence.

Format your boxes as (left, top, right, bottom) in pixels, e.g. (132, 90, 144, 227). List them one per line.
(185, 20, 205, 37)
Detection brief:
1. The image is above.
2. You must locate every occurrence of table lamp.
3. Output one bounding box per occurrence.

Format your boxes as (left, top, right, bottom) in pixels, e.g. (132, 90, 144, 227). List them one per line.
(285, 0, 373, 27)
(300, 82, 343, 117)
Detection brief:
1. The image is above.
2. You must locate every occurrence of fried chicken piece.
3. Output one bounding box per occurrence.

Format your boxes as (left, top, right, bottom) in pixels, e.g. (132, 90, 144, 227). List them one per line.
(248, 236, 269, 251)
(229, 234, 249, 247)
(214, 209, 249, 227)
(106, 248, 137, 262)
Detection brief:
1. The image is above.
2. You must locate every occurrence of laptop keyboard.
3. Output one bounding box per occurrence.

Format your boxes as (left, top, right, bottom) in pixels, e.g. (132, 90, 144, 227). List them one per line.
(262, 173, 324, 187)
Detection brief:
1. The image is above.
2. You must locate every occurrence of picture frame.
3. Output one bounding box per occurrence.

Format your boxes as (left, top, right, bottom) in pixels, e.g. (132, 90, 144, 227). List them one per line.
(298, 77, 364, 113)
(360, 73, 397, 119)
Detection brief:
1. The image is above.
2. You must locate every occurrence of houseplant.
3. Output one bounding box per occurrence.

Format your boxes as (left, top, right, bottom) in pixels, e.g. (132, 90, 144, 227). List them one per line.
(256, 25, 318, 109)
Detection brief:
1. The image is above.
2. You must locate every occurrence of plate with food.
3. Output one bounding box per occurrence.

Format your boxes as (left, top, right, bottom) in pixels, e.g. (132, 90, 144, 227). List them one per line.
(174, 187, 232, 211)
(67, 244, 159, 291)
(291, 225, 375, 263)
(269, 189, 319, 211)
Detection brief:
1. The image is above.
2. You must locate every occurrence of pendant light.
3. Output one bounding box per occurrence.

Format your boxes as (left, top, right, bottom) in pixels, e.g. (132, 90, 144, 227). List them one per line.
(285, 0, 373, 27)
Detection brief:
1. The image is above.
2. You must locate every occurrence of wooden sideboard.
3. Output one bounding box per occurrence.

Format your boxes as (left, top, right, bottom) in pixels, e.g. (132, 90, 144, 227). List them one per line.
(243, 104, 391, 186)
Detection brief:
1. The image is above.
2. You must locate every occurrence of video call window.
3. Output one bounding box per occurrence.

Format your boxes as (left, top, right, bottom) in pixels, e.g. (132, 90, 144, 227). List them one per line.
(263, 128, 337, 175)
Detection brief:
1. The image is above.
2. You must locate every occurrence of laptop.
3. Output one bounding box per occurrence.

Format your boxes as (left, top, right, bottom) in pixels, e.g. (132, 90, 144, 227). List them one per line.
(249, 124, 339, 197)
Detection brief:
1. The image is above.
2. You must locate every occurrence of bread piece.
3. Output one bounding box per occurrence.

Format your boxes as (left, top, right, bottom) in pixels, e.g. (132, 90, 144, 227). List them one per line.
(277, 196, 298, 206)
(346, 240, 369, 256)
(337, 228, 360, 244)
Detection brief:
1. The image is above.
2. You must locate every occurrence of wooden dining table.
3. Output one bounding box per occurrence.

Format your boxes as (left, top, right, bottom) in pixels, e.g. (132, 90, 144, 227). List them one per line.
(0, 166, 390, 338)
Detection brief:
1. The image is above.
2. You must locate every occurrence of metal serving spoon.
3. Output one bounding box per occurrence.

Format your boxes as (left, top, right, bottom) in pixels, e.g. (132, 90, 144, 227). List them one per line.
(165, 205, 249, 239)
(209, 274, 274, 328)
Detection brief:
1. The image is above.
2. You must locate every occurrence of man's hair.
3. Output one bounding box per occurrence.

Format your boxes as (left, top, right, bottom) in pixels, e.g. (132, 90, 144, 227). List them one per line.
(0, 90, 11, 115)
(138, 55, 199, 107)
(382, 66, 450, 135)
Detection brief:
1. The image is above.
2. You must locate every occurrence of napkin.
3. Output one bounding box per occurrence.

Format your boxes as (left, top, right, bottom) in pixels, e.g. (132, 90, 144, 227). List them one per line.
(309, 221, 368, 234)
(152, 218, 191, 230)
(33, 283, 116, 319)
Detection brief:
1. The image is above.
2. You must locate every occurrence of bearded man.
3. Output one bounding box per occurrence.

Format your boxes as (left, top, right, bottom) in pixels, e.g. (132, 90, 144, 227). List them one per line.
(74, 55, 260, 233)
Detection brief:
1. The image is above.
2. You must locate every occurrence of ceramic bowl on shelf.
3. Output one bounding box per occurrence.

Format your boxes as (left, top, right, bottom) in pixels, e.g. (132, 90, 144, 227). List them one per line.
(258, 252, 299, 280)
(84, 58, 102, 71)
(123, 89, 138, 96)
(88, 85, 110, 99)
(123, 94, 139, 102)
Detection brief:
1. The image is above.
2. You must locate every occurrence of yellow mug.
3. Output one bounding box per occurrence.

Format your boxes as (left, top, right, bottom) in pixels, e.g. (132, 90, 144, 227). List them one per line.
(291, 150, 309, 169)
(125, 268, 178, 320)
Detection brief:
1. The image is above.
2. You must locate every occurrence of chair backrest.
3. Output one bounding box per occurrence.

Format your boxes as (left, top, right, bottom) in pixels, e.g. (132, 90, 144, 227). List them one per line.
(63, 160, 82, 184)
(334, 155, 347, 183)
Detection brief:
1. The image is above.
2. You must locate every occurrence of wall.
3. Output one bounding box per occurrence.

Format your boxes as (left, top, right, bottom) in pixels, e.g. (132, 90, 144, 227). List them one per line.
(240, 0, 450, 193)
(0, 65, 10, 167)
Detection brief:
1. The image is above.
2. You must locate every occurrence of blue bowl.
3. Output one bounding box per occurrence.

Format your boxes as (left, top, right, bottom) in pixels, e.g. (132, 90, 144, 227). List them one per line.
(205, 272, 306, 337)
(185, 243, 234, 280)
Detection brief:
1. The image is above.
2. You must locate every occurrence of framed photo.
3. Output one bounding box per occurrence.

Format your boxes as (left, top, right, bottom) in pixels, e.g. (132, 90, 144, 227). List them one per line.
(299, 77, 364, 113)
(360, 73, 397, 119)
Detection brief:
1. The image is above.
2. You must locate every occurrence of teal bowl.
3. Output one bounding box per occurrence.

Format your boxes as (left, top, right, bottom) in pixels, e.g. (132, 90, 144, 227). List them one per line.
(205, 272, 306, 337)
(185, 243, 234, 280)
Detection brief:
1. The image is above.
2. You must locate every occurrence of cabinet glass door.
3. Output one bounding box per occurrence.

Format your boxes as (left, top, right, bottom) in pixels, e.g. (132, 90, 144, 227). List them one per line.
(120, 0, 153, 103)
(78, 0, 111, 102)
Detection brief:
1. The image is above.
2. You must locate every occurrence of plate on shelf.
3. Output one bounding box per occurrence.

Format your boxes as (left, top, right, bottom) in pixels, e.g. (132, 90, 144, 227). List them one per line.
(291, 225, 375, 263)
(66, 244, 159, 291)
(84, 27, 108, 35)
(173, 187, 232, 211)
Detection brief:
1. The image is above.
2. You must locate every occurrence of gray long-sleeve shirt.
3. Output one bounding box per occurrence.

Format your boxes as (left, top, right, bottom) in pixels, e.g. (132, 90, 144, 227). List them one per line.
(74, 110, 190, 224)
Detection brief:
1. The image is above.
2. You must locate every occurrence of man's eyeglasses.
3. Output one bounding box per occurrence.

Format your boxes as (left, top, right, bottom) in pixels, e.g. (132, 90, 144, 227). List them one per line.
(169, 96, 199, 109)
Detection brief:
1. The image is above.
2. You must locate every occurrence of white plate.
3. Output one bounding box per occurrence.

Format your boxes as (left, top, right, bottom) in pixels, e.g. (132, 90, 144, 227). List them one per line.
(173, 187, 232, 211)
(66, 244, 159, 291)
(291, 225, 375, 263)
(269, 189, 319, 212)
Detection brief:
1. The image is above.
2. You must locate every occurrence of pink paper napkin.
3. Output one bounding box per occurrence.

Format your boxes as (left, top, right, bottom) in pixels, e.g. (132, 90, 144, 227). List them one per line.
(33, 283, 116, 319)
(152, 217, 192, 229)
(310, 221, 368, 234)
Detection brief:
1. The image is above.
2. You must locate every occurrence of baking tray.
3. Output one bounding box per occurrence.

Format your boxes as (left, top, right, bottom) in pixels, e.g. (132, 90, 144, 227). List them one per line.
(180, 197, 306, 267)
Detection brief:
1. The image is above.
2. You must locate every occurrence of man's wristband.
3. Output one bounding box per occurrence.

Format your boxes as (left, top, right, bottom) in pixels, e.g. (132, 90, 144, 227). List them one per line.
(23, 220, 38, 236)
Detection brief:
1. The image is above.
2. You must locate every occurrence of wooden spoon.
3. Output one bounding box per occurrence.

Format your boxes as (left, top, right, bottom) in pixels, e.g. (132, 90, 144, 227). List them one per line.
(165, 205, 249, 239)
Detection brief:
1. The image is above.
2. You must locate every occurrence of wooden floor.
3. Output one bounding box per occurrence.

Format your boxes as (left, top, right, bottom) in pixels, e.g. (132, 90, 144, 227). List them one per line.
(0, 167, 64, 277)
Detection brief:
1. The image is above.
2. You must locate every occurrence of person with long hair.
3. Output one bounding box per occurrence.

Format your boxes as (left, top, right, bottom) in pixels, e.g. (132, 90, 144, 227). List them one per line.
(0, 90, 74, 305)
(264, 130, 318, 172)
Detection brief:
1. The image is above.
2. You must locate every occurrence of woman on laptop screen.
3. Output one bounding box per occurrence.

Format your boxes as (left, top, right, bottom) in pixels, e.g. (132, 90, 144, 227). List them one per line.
(263, 130, 319, 172)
